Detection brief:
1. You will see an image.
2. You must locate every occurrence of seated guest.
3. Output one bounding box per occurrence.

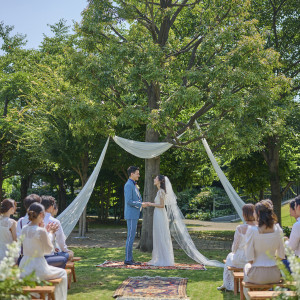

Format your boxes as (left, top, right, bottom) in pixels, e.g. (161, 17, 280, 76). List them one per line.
(51, 202, 58, 217)
(217, 204, 256, 291)
(0, 199, 17, 261)
(283, 195, 300, 272)
(17, 194, 67, 268)
(41, 195, 74, 261)
(243, 200, 285, 300)
(20, 203, 67, 300)
(16, 194, 41, 237)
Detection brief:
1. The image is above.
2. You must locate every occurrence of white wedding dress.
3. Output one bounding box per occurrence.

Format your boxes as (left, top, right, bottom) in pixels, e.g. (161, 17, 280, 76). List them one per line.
(0, 216, 15, 261)
(19, 225, 68, 300)
(148, 189, 175, 266)
(223, 224, 250, 290)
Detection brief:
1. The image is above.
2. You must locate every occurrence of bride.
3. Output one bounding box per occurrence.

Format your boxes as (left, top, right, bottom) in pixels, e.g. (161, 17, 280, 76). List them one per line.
(146, 175, 224, 268)
(147, 175, 174, 266)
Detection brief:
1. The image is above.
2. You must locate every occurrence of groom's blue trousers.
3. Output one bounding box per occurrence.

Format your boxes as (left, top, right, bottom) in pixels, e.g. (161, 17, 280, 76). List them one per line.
(125, 219, 138, 262)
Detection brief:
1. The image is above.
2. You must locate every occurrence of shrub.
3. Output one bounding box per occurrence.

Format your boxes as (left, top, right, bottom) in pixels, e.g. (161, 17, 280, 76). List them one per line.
(177, 186, 234, 220)
(282, 226, 292, 238)
(0, 239, 41, 299)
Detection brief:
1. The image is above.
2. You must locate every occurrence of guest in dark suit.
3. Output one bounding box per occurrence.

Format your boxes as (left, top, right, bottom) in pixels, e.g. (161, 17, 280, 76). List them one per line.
(124, 166, 148, 265)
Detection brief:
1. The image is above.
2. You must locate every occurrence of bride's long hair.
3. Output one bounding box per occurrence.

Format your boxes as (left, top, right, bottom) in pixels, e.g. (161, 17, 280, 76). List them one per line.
(157, 175, 166, 192)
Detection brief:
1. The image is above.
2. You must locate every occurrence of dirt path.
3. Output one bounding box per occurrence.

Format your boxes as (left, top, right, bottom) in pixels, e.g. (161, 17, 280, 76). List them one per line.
(66, 220, 236, 250)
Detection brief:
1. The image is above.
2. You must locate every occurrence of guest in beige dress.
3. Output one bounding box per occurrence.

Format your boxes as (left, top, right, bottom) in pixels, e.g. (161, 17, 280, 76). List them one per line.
(243, 200, 285, 299)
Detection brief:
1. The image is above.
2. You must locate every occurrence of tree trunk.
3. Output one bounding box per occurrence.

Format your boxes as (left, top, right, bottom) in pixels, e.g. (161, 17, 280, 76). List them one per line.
(78, 151, 89, 237)
(261, 136, 282, 224)
(0, 153, 3, 201)
(106, 182, 111, 220)
(259, 189, 264, 200)
(139, 81, 161, 252)
(56, 175, 67, 213)
(20, 175, 32, 217)
(140, 154, 160, 252)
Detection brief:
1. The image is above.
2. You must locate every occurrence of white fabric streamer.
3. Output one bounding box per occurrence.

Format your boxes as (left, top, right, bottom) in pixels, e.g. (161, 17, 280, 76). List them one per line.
(57, 138, 110, 238)
(195, 121, 245, 222)
(113, 136, 173, 159)
(57, 128, 245, 268)
(165, 176, 224, 268)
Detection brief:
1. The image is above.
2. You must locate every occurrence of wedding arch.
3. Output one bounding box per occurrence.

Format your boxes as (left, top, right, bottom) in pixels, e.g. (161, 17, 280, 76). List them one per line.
(57, 123, 246, 268)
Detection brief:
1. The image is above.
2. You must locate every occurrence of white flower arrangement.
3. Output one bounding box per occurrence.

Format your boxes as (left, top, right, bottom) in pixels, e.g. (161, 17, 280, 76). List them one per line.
(0, 237, 41, 299)
(275, 245, 300, 299)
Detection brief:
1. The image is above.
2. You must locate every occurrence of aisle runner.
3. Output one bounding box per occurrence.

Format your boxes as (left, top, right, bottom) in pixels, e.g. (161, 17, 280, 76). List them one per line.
(96, 260, 206, 270)
(113, 276, 189, 299)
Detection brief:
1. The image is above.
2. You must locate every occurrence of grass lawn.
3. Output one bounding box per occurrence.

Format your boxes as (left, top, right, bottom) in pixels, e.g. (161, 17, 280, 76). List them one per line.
(67, 247, 237, 300)
(282, 203, 295, 227)
(66, 204, 294, 299)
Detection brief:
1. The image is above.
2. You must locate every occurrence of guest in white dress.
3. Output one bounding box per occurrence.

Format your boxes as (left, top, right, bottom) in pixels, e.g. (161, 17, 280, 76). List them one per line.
(218, 204, 256, 291)
(147, 175, 174, 267)
(243, 200, 285, 300)
(19, 202, 68, 300)
(0, 199, 17, 261)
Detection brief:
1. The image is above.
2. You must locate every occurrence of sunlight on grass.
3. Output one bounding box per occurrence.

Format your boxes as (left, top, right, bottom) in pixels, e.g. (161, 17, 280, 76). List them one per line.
(282, 203, 295, 227)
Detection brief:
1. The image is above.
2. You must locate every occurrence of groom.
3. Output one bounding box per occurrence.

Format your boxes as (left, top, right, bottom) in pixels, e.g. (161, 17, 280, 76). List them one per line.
(124, 166, 147, 265)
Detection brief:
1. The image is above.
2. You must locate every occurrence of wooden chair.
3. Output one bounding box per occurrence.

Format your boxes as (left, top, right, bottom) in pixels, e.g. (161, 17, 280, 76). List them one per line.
(247, 290, 297, 299)
(48, 278, 63, 285)
(242, 281, 286, 300)
(22, 285, 56, 300)
(228, 266, 243, 272)
(65, 268, 72, 289)
(65, 261, 76, 283)
(233, 272, 244, 297)
(72, 257, 81, 262)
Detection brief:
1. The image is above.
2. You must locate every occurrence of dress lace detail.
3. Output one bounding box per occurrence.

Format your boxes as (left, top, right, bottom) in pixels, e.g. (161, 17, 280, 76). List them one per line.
(148, 190, 174, 266)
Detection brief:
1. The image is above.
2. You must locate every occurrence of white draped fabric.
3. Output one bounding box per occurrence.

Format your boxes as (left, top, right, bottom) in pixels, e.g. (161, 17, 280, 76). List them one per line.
(113, 136, 173, 158)
(57, 138, 109, 238)
(195, 121, 245, 222)
(57, 130, 245, 269)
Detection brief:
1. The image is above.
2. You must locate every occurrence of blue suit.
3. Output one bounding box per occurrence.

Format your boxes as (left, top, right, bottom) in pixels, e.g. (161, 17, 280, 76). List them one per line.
(124, 179, 142, 263)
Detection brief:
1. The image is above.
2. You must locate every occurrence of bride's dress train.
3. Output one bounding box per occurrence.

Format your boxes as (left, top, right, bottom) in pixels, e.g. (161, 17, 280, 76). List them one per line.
(148, 176, 224, 268)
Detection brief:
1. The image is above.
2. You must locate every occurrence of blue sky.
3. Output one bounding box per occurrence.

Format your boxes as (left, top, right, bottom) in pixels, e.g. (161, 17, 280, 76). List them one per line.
(0, 0, 88, 50)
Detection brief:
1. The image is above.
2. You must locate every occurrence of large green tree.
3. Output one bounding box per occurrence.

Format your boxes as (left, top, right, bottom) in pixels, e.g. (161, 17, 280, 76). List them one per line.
(247, 0, 300, 220)
(77, 0, 286, 250)
(0, 23, 40, 201)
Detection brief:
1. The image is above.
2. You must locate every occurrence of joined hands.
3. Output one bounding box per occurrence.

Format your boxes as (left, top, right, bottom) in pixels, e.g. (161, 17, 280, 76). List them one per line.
(142, 202, 153, 207)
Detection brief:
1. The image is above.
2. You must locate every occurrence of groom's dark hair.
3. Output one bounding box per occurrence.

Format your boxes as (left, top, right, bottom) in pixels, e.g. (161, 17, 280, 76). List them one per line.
(127, 166, 139, 177)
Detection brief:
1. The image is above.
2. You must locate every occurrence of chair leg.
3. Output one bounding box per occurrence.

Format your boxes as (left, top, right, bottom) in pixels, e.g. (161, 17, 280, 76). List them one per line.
(240, 284, 245, 300)
(71, 266, 76, 282)
(234, 277, 238, 295)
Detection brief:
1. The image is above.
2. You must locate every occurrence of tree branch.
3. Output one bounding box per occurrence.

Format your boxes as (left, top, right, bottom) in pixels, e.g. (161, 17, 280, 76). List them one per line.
(176, 102, 215, 136)
(109, 25, 127, 42)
